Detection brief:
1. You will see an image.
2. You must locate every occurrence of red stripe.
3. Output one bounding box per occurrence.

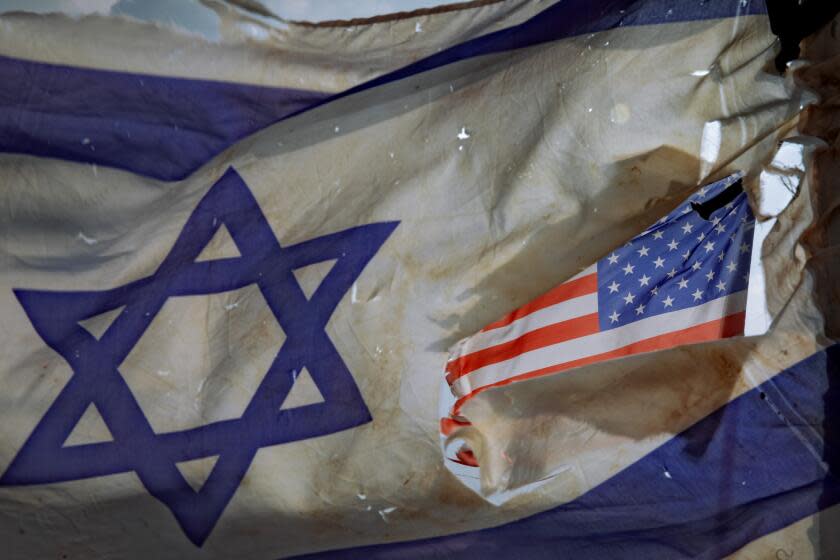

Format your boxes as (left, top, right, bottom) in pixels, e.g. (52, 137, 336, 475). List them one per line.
(445, 313, 600, 384)
(451, 312, 746, 415)
(440, 417, 472, 436)
(454, 447, 479, 467)
(481, 273, 598, 332)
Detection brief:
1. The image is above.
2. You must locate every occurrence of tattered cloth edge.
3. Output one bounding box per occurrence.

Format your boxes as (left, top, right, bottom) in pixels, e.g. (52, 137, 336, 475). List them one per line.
(220, 0, 508, 28)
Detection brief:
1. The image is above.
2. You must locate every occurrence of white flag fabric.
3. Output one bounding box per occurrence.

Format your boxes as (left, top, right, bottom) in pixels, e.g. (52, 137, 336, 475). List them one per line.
(0, 1, 838, 558)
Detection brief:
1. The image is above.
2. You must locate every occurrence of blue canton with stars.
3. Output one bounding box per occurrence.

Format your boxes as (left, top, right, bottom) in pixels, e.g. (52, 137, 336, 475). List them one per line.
(0, 168, 398, 546)
(596, 174, 755, 330)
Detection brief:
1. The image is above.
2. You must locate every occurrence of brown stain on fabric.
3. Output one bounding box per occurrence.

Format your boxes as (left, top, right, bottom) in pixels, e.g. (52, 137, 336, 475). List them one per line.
(429, 146, 724, 352)
(465, 335, 758, 493)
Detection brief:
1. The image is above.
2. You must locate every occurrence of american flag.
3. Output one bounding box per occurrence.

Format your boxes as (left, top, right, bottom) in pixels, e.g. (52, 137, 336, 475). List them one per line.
(442, 174, 755, 439)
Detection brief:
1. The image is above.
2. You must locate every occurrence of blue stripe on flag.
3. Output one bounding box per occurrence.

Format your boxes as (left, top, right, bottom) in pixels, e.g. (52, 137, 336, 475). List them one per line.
(0, 0, 767, 180)
(297, 344, 840, 559)
(0, 54, 330, 182)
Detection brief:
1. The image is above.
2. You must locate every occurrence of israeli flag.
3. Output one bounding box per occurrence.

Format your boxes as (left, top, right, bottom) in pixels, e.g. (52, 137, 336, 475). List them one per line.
(0, 1, 836, 558)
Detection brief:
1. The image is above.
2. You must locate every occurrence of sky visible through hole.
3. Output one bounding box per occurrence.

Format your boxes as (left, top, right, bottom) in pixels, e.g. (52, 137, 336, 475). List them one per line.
(0, 0, 451, 40)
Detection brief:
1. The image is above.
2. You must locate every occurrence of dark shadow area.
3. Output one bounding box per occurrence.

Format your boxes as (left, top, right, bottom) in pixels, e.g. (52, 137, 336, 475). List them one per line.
(767, 0, 840, 71)
(797, 14, 840, 554)
(809, 138, 840, 560)
(690, 178, 743, 220)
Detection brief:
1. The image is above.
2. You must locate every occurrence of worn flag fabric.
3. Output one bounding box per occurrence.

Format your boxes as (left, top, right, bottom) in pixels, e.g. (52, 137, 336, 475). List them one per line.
(0, 1, 838, 559)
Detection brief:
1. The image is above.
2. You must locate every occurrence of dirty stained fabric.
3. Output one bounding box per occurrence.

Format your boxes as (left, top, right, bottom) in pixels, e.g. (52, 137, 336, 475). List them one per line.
(0, 0, 837, 559)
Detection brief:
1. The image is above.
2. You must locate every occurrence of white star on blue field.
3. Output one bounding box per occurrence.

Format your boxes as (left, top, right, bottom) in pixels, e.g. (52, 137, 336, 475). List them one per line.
(596, 175, 754, 331)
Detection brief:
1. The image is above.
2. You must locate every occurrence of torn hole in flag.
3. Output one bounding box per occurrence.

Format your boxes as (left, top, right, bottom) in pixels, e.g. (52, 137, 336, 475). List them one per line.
(439, 169, 804, 501)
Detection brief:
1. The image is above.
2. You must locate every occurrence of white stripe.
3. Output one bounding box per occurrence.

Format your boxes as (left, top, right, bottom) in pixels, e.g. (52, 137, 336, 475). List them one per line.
(451, 292, 598, 357)
(744, 219, 771, 336)
(450, 290, 747, 398)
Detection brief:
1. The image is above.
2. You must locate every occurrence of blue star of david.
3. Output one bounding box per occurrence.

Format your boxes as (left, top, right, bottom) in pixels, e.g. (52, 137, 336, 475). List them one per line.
(0, 168, 398, 546)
